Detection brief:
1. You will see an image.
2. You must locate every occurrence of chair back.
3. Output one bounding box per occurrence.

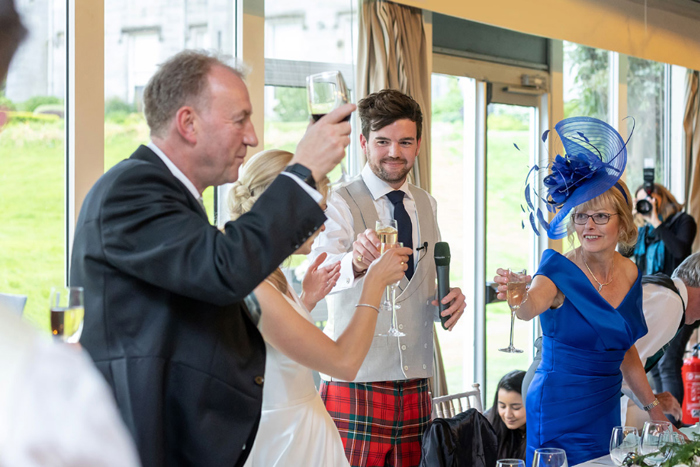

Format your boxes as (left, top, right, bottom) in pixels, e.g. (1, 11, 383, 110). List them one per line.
(432, 383, 482, 419)
(0, 293, 27, 316)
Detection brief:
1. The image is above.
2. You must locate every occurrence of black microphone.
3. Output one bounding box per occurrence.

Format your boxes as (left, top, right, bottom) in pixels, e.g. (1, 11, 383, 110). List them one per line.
(416, 242, 428, 252)
(434, 242, 451, 330)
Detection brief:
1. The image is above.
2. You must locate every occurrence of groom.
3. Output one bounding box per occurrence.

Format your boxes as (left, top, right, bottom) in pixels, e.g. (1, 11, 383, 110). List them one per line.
(311, 89, 466, 467)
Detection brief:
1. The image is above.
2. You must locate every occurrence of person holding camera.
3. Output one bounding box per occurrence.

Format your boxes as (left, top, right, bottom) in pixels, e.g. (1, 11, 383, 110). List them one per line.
(633, 182, 697, 425)
(633, 183, 696, 276)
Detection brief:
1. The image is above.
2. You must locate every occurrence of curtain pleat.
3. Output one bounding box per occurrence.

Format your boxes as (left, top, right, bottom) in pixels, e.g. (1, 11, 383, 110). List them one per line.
(357, 0, 446, 397)
(684, 71, 700, 253)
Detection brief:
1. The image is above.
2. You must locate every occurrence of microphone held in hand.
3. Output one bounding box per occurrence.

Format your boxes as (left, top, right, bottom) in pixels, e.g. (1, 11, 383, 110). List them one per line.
(434, 242, 451, 330)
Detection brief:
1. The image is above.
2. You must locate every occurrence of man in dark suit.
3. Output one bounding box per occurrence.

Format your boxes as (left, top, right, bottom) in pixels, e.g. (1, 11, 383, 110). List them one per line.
(70, 50, 354, 466)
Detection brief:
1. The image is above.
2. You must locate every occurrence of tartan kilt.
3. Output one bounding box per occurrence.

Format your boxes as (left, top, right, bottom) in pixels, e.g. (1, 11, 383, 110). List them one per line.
(320, 379, 431, 467)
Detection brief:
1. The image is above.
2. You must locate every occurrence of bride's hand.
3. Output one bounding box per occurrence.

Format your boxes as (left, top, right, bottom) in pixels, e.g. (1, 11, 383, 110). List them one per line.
(366, 247, 412, 286)
(301, 253, 341, 311)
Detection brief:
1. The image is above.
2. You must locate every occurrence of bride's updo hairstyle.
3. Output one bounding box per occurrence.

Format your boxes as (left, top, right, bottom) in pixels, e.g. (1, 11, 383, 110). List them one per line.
(228, 149, 330, 293)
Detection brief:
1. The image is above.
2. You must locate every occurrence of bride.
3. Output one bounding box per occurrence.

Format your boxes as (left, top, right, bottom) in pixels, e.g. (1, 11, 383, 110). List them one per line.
(230, 150, 411, 467)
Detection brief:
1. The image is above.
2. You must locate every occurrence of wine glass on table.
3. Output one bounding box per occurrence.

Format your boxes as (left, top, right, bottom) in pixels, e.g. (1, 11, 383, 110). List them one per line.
(497, 459, 525, 467)
(610, 426, 639, 466)
(532, 448, 568, 467)
(49, 286, 84, 344)
(639, 420, 673, 467)
(499, 268, 527, 353)
(306, 71, 350, 122)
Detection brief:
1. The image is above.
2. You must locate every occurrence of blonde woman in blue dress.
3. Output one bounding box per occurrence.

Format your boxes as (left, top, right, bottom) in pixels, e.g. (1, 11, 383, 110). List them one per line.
(230, 149, 411, 467)
(494, 117, 668, 466)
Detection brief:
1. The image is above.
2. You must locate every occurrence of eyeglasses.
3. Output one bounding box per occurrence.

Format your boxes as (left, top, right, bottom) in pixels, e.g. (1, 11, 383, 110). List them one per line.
(573, 213, 619, 225)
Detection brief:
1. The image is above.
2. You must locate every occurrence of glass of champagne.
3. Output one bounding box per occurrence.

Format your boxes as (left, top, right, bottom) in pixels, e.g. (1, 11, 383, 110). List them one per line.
(376, 219, 405, 337)
(306, 71, 350, 122)
(610, 426, 639, 465)
(639, 421, 673, 467)
(532, 448, 568, 467)
(497, 459, 526, 467)
(49, 286, 84, 343)
(499, 268, 527, 353)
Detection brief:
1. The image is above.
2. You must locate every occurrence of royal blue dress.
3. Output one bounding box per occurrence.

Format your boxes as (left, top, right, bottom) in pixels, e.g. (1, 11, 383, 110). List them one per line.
(526, 250, 646, 467)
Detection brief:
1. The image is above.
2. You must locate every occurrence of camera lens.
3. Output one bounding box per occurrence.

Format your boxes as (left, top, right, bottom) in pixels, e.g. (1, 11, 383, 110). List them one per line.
(636, 199, 652, 215)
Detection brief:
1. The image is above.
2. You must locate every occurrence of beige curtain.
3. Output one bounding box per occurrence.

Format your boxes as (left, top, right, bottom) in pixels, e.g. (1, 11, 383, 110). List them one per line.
(684, 71, 700, 253)
(356, 0, 431, 193)
(357, 0, 447, 397)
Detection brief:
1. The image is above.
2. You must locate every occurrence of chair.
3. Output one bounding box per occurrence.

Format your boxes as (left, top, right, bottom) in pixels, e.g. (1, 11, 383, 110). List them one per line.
(432, 383, 482, 419)
(0, 293, 27, 316)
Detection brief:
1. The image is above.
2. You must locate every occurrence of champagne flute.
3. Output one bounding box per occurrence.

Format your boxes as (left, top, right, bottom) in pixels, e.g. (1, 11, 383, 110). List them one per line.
(532, 448, 568, 467)
(499, 268, 527, 353)
(639, 421, 673, 467)
(382, 242, 405, 337)
(610, 426, 639, 465)
(376, 219, 398, 313)
(497, 460, 526, 467)
(49, 286, 84, 343)
(306, 71, 350, 122)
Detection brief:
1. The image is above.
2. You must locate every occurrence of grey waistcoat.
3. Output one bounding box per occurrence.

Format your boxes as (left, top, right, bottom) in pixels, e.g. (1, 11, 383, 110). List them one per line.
(321, 177, 439, 382)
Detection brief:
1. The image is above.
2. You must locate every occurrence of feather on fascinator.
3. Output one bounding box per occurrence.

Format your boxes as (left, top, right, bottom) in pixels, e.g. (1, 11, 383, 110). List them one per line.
(524, 116, 632, 239)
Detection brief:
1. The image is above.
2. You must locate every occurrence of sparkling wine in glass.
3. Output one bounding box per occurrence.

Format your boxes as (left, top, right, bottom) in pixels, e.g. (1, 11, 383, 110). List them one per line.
(499, 268, 527, 353)
(639, 421, 673, 467)
(306, 71, 350, 122)
(610, 426, 639, 465)
(497, 460, 525, 467)
(49, 286, 84, 344)
(376, 219, 398, 313)
(532, 448, 568, 467)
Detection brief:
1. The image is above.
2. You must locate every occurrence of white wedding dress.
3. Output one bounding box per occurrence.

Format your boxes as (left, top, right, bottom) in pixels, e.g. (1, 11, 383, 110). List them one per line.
(244, 284, 350, 467)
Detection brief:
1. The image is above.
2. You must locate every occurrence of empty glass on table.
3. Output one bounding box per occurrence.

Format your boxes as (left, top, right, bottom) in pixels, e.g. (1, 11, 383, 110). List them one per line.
(609, 426, 639, 465)
(532, 448, 568, 467)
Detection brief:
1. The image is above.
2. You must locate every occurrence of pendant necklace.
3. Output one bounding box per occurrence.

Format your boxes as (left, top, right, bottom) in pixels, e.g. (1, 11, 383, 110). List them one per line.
(582, 256, 615, 292)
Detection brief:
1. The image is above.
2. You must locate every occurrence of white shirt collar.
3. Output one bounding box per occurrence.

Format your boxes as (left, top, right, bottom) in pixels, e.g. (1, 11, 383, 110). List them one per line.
(360, 163, 412, 201)
(147, 141, 201, 202)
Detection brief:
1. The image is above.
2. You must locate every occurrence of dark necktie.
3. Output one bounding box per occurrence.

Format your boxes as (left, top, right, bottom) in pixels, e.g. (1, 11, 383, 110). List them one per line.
(386, 190, 414, 280)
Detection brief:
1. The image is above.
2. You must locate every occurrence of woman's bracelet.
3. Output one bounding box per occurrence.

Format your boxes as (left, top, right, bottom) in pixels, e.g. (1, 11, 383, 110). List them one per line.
(355, 303, 380, 314)
(643, 398, 660, 412)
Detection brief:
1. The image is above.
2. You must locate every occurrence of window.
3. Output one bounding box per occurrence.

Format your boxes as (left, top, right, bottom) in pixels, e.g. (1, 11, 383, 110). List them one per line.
(626, 58, 666, 193)
(563, 41, 610, 121)
(104, 1, 237, 223)
(0, 1, 67, 329)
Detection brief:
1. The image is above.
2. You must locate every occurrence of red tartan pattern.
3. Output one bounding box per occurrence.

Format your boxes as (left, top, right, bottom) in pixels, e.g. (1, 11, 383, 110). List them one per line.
(320, 379, 431, 467)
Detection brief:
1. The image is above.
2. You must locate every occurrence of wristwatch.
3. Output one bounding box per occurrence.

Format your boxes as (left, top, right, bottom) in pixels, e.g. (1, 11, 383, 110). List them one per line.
(284, 163, 316, 190)
(643, 398, 660, 412)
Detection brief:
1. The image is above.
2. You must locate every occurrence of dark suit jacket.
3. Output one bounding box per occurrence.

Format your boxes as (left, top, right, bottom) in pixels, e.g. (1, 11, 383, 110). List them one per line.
(70, 145, 325, 466)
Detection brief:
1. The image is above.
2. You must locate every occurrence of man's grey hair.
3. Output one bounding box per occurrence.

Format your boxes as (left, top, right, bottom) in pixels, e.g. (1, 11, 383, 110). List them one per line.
(672, 252, 700, 288)
(142, 49, 246, 138)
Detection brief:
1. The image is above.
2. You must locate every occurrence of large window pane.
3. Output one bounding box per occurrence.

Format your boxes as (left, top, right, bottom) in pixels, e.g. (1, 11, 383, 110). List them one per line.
(626, 57, 666, 193)
(1, 1, 67, 329)
(104, 0, 237, 223)
(431, 73, 468, 393)
(563, 41, 610, 121)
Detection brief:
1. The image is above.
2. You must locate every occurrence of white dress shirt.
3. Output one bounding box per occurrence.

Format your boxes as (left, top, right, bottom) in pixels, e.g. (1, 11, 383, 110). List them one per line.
(310, 164, 438, 292)
(0, 308, 141, 466)
(147, 141, 322, 207)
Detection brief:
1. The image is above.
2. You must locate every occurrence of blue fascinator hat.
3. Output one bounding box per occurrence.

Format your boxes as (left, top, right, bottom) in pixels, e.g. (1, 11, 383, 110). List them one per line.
(524, 116, 631, 239)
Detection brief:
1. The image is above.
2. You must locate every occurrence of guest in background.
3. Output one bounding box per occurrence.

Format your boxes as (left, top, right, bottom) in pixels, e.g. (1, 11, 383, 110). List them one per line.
(229, 149, 410, 466)
(633, 182, 697, 425)
(487, 370, 527, 461)
(0, 1, 140, 465)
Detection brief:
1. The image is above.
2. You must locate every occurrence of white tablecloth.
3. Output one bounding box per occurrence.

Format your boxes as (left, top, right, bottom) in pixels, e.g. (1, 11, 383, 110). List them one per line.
(573, 454, 615, 467)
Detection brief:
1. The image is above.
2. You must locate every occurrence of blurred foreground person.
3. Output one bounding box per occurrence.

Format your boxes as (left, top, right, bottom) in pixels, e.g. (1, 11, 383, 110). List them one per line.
(0, 1, 139, 465)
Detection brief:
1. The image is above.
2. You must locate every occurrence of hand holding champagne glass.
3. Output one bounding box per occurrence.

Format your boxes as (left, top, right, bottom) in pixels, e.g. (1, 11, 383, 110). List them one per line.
(49, 286, 84, 343)
(499, 268, 528, 353)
